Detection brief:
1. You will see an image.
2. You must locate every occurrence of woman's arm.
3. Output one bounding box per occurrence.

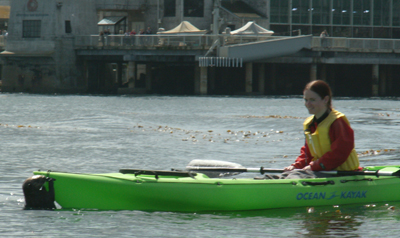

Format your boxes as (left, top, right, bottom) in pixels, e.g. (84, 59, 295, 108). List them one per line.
(291, 143, 312, 169)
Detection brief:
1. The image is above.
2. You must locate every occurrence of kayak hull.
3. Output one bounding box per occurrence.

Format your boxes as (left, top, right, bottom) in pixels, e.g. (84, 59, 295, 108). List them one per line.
(32, 166, 400, 212)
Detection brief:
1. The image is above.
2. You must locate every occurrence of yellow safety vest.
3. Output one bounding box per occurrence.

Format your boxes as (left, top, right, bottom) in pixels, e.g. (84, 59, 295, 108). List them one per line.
(303, 110, 359, 171)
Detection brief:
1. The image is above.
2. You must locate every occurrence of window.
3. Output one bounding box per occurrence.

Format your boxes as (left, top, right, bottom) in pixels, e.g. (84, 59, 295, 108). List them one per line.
(270, 0, 289, 23)
(184, 0, 204, 17)
(353, 0, 371, 26)
(312, 0, 330, 24)
(292, 0, 309, 24)
(65, 20, 72, 33)
(373, 0, 391, 26)
(164, 0, 176, 17)
(393, 1, 400, 26)
(23, 20, 41, 38)
(333, 0, 351, 25)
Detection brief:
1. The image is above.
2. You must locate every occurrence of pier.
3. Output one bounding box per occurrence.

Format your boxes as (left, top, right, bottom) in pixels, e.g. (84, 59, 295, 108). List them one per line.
(2, 33, 400, 96)
(68, 34, 400, 96)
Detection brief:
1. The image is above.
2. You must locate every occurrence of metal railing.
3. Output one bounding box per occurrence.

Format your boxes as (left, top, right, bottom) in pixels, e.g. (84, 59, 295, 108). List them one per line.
(73, 34, 400, 51)
(74, 34, 212, 48)
(73, 34, 285, 49)
(312, 37, 400, 50)
(3, 34, 400, 52)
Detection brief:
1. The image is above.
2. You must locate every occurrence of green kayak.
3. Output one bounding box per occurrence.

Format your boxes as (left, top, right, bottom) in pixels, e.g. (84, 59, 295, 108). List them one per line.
(24, 165, 400, 212)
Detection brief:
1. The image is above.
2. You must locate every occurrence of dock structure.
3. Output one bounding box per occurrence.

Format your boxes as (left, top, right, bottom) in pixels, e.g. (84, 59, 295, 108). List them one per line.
(1, 0, 400, 97)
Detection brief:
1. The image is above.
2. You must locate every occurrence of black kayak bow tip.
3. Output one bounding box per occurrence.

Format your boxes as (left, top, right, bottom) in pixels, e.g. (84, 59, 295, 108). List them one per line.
(22, 175, 56, 210)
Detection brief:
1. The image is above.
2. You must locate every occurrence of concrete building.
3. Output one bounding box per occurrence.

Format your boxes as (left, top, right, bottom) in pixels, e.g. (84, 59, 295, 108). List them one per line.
(1, 0, 400, 96)
(0, 0, 268, 93)
(269, 0, 400, 38)
(2, 0, 98, 93)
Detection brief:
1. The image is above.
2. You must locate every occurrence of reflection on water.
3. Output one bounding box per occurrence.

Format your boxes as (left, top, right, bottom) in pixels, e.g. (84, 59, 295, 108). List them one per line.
(300, 207, 363, 237)
(209, 202, 399, 237)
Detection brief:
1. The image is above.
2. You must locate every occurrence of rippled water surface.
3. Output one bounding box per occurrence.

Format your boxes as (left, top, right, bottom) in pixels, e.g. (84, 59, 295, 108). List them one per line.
(1, 94, 400, 237)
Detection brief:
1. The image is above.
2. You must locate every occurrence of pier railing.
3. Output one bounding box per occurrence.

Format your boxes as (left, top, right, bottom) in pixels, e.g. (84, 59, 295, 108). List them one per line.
(73, 34, 285, 49)
(75, 34, 213, 48)
(312, 37, 400, 51)
(2, 35, 400, 52)
(73, 34, 400, 52)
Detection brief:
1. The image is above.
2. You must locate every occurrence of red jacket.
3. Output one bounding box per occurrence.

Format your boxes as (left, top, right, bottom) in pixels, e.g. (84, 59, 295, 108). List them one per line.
(291, 117, 355, 171)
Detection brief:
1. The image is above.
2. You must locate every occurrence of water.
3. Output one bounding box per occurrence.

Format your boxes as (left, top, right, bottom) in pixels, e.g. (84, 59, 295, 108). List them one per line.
(1, 94, 400, 237)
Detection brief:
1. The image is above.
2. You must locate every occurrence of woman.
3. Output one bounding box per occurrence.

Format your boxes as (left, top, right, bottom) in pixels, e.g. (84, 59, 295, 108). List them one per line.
(284, 80, 359, 171)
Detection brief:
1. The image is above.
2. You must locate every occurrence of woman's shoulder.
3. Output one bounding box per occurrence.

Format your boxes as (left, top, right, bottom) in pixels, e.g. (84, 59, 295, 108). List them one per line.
(331, 114, 352, 129)
(331, 109, 347, 118)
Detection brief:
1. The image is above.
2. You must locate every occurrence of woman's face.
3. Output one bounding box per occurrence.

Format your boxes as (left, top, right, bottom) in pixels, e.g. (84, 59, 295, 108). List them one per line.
(303, 89, 329, 118)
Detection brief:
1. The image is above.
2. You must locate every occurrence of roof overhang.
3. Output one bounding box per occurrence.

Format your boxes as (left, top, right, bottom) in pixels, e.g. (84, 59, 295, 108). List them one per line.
(98, 16, 126, 26)
(0, 50, 54, 57)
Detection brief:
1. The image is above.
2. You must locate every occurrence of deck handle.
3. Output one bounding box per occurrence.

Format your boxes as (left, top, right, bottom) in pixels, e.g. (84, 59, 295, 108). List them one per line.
(119, 169, 197, 178)
(301, 180, 335, 186)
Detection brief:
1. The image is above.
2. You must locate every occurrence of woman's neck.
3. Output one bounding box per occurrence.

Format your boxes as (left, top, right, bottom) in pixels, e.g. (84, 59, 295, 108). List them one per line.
(315, 109, 331, 121)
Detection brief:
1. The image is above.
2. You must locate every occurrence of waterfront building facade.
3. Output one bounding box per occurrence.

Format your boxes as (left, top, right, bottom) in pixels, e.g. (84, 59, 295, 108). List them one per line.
(269, 0, 400, 38)
(0, 0, 400, 96)
(0, 0, 269, 94)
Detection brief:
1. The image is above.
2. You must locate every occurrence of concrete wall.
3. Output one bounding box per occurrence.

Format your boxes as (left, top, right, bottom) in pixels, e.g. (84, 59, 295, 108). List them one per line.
(2, 0, 98, 93)
(1, 0, 271, 94)
(2, 56, 57, 93)
(95, 0, 145, 9)
(0, 0, 10, 6)
(7, 0, 97, 51)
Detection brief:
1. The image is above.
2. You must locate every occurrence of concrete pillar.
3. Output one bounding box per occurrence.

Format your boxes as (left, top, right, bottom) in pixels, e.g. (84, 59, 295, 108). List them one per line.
(127, 61, 135, 88)
(117, 62, 123, 87)
(329, 65, 335, 92)
(270, 64, 277, 92)
(258, 63, 265, 94)
(372, 64, 379, 96)
(209, 67, 216, 93)
(387, 65, 394, 95)
(200, 67, 208, 95)
(194, 65, 200, 94)
(320, 64, 327, 81)
(310, 64, 317, 81)
(380, 65, 387, 96)
(245, 62, 253, 93)
(145, 64, 152, 91)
